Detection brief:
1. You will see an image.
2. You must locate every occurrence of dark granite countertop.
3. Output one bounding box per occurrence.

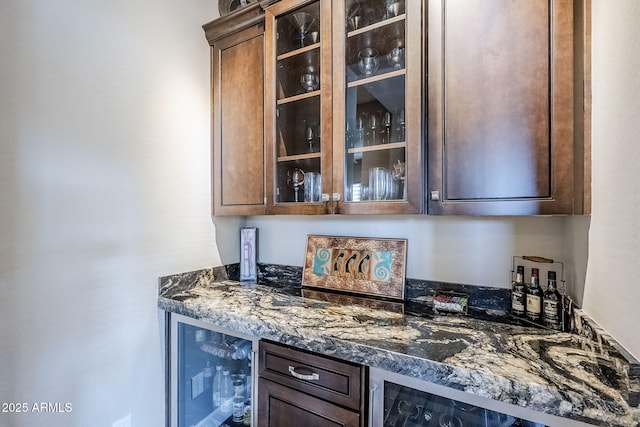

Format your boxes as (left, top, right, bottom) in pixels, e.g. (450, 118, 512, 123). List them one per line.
(158, 268, 640, 427)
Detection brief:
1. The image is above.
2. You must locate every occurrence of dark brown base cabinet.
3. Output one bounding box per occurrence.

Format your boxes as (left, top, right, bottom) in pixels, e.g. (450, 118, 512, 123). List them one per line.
(258, 378, 360, 427)
(257, 340, 365, 427)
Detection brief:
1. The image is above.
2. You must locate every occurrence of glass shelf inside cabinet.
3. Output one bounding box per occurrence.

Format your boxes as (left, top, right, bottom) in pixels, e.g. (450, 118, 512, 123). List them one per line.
(275, 2, 323, 205)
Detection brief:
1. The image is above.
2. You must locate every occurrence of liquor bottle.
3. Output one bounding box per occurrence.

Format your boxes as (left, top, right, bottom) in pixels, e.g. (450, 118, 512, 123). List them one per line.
(203, 359, 213, 391)
(543, 271, 563, 330)
(212, 365, 222, 407)
(220, 368, 234, 412)
(511, 265, 526, 317)
(232, 380, 245, 422)
(526, 268, 543, 324)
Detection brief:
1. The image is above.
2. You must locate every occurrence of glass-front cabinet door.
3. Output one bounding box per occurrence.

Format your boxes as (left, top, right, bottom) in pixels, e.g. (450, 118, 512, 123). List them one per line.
(334, 0, 422, 214)
(265, 0, 422, 214)
(265, 0, 332, 214)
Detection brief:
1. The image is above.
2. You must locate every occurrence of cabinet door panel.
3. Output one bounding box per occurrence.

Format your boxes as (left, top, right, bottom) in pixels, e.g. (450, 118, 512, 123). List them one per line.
(428, 0, 574, 215)
(212, 23, 266, 215)
(265, 0, 332, 215)
(220, 36, 264, 206)
(258, 378, 360, 427)
(335, 0, 424, 215)
(444, 0, 550, 200)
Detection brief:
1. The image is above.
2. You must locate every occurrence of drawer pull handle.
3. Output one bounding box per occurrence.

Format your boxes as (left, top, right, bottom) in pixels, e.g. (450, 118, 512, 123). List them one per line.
(288, 366, 320, 381)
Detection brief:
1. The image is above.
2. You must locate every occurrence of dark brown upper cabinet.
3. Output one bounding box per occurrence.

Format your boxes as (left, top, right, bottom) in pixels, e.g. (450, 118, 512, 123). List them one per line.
(426, 0, 586, 215)
(205, 4, 269, 215)
(204, 0, 589, 216)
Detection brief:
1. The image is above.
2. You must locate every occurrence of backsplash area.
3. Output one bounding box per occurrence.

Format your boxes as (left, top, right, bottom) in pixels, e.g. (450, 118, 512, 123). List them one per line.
(222, 262, 512, 318)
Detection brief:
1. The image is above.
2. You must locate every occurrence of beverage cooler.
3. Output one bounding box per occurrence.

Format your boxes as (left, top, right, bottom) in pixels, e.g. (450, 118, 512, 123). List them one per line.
(169, 313, 258, 427)
(368, 368, 558, 427)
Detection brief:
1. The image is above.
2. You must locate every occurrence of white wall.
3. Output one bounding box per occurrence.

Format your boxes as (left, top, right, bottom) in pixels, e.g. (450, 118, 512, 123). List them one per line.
(583, 1, 640, 360)
(1, 1, 636, 426)
(0, 1, 220, 426)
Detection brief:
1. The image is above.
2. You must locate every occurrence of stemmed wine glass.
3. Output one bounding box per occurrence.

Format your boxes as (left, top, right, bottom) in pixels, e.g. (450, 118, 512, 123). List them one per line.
(368, 111, 379, 146)
(394, 108, 406, 142)
(289, 12, 316, 48)
(304, 123, 316, 152)
(287, 168, 305, 202)
(382, 111, 392, 143)
(300, 66, 319, 92)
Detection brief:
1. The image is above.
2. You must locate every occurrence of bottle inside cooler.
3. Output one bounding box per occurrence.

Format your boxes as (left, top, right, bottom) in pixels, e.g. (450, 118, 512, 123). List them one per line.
(382, 382, 546, 427)
(177, 322, 254, 427)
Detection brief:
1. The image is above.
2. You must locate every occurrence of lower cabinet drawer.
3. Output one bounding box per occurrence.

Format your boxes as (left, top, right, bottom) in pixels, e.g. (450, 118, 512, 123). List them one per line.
(258, 377, 361, 427)
(258, 340, 364, 412)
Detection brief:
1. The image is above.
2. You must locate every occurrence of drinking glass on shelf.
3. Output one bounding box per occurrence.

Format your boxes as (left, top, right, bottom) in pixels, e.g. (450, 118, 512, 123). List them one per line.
(385, 0, 401, 18)
(385, 170, 399, 199)
(358, 48, 379, 78)
(287, 168, 305, 202)
(394, 108, 406, 142)
(300, 69, 319, 92)
(352, 112, 366, 148)
(308, 30, 319, 45)
(369, 167, 388, 201)
(304, 123, 317, 152)
(386, 45, 405, 70)
(382, 111, 392, 143)
(289, 12, 315, 48)
(348, 15, 362, 31)
(368, 111, 379, 146)
(346, 1, 363, 30)
(303, 172, 322, 202)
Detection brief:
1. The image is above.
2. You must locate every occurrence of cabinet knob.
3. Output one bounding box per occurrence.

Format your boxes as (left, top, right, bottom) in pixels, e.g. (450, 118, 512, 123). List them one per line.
(321, 193, 330, 202)
(430, 190, 440, 201)
(332, 193, 341, 202)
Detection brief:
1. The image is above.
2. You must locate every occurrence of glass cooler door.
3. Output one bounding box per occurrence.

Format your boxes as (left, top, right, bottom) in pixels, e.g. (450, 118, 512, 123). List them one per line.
(381, 383, 541, 427)
(170, 314, 257, 427)
(369, 368, 555, 427)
